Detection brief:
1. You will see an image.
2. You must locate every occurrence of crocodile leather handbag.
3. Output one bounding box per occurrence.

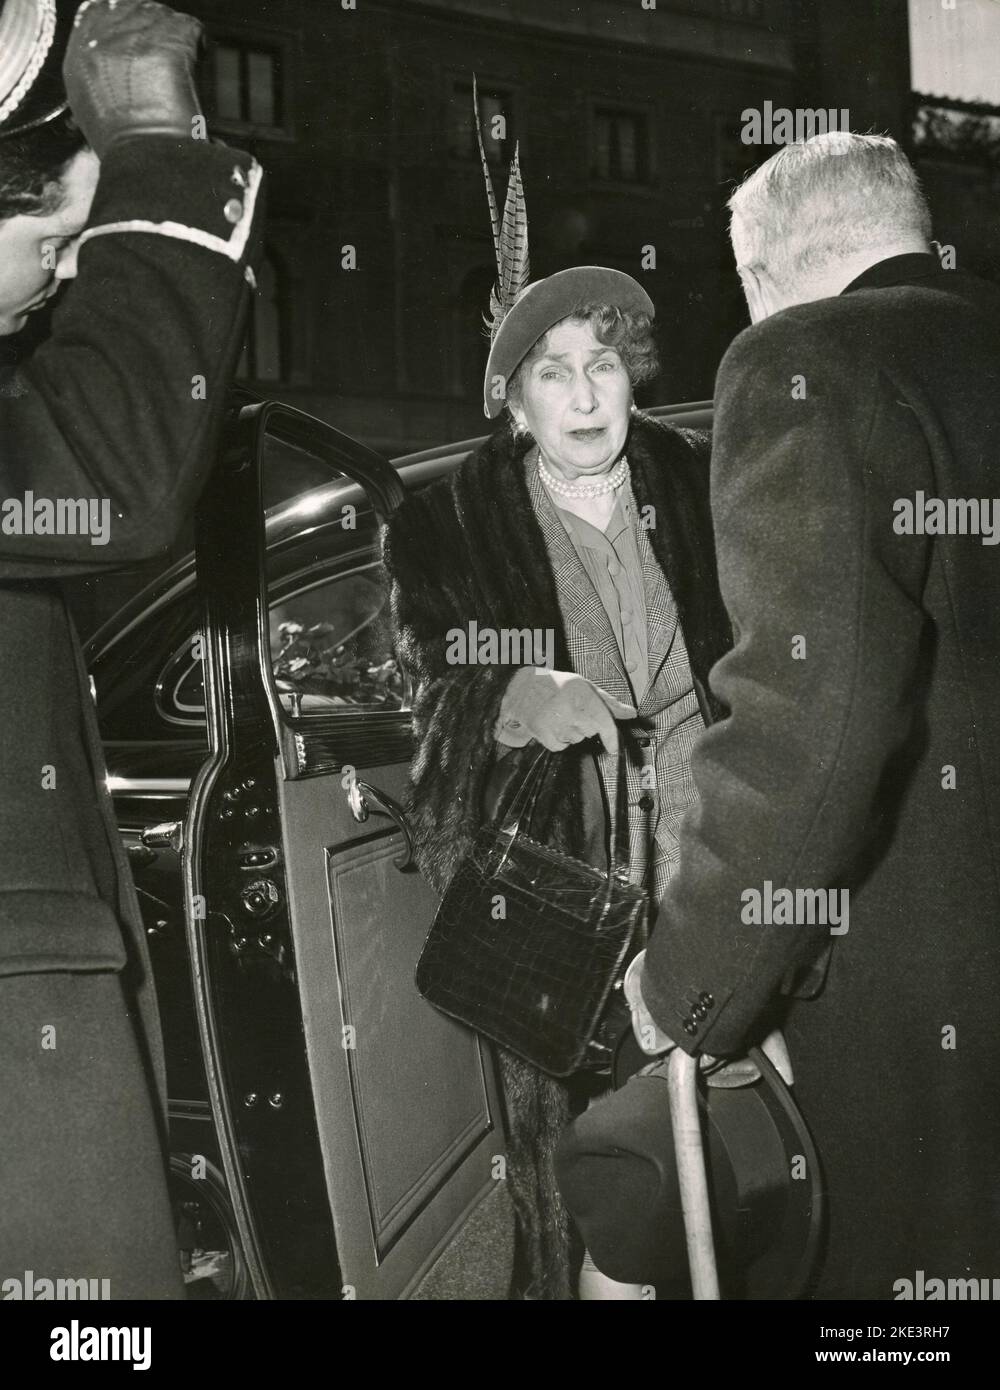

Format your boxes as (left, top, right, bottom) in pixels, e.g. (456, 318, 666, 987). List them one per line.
(415, 746, 646, 1077)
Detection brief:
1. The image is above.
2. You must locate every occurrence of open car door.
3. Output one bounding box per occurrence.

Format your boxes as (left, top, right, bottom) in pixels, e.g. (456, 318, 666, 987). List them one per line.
(184, 402, 512, 1299)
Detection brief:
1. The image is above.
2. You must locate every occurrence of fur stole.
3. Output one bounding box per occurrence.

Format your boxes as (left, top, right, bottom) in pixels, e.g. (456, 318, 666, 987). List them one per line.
(381, 412, 731, 1297)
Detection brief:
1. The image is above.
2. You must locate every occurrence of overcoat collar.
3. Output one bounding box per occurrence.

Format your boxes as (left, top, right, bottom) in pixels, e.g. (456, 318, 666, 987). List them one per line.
(842, 252, 944, 295)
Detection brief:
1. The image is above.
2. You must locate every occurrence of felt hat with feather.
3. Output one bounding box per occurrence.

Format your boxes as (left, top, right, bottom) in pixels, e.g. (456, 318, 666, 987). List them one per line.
(475, 77, 654, 420)
(0, 0, 75, 140)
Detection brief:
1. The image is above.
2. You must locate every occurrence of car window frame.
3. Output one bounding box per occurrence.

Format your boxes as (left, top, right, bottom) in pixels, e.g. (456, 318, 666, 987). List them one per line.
(153, 549, 411, 729)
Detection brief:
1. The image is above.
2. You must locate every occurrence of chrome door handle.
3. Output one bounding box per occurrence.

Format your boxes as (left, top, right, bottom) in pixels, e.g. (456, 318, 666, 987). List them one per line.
(141, 820, 184, 853)
(346, 780, 414, 870)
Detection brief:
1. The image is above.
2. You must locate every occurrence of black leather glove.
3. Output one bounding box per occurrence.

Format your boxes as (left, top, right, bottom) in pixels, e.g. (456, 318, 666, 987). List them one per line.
(64, 0, 204, 158)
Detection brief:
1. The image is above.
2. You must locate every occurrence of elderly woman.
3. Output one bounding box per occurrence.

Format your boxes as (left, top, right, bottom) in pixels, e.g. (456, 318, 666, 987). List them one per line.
(382, 264, 731, 1299)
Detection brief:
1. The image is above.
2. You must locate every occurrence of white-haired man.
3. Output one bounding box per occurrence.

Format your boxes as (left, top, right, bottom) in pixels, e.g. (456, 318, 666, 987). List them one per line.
(622, 133, 1000, 1297)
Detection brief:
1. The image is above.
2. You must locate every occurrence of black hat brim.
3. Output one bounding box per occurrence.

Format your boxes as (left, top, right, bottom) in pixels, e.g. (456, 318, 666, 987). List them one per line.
(555, 1046, 825, 1298)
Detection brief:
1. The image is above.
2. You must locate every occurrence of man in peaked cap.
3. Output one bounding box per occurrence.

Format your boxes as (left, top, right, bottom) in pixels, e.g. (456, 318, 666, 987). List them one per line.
(0, 0, 262, 1295)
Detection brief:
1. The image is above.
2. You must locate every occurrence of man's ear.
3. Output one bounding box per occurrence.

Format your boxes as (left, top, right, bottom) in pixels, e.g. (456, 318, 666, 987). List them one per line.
(738, 265, 770, 324)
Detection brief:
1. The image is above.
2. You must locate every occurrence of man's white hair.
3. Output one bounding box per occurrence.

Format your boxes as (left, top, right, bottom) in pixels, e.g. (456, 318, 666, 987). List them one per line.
(728, 132, 932, 293)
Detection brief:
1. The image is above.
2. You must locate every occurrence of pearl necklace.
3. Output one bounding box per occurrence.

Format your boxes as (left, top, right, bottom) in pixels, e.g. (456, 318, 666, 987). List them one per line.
(538, 452, 629, 499)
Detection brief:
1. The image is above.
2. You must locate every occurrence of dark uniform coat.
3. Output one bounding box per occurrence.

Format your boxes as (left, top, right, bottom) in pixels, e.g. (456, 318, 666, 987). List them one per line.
(0, 135, 262, 1296)
(642, 254, 1000, 1299)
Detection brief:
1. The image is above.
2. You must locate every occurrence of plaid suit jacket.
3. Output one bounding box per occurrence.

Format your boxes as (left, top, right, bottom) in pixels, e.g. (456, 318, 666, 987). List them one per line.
(526, 460, 704, 913)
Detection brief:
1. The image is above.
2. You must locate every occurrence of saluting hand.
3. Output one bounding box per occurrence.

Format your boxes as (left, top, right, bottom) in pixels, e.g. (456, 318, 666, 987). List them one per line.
(64, 0, 204, 158)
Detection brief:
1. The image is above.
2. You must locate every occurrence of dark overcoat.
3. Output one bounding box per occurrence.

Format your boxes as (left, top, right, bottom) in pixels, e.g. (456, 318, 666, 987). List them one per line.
(0, 136, 262, 1296)
(382, 413, 732, 1297)
(641, 254, 1000, 1299)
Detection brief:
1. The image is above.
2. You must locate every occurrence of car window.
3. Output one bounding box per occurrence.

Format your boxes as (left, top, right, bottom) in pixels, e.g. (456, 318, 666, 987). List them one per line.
(259, 431, 409, 718)
(99, 419, 410, 737)
(160, 641, 207, 722)
(154, 559, 409, 727)
(154, 426, 410, 728)
(269, 564, 406, 714)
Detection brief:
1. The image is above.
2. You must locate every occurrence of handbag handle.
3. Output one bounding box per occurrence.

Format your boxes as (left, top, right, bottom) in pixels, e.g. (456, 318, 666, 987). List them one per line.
(497, 739, 631, 887)
(498, 746, 553, 836)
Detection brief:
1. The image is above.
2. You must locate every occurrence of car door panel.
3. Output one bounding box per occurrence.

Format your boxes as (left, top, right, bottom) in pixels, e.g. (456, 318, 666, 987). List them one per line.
(186, 402, 510, 1299)
(277, 771, 508, 1297)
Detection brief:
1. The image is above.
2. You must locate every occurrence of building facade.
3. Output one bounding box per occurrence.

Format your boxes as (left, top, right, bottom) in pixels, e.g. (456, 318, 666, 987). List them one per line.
(184, 0, 920, 456)
(81, 0, 987, 636)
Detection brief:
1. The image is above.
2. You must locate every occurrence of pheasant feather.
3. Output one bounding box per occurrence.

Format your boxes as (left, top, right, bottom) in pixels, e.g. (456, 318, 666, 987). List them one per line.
(473, 75, 500, 265)
(473, 76, 530, 343)
(496, 145, 530, 318)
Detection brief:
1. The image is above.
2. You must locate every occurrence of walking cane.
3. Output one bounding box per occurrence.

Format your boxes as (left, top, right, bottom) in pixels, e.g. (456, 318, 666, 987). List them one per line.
(667, 1048, 721, 1300)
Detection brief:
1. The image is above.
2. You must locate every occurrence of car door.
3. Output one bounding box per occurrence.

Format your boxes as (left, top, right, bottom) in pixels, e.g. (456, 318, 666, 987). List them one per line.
(185, 402, 511, 1300)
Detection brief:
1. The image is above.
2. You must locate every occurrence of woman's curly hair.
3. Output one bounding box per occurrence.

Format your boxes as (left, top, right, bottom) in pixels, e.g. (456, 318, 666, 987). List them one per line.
(505, 301, 660, 410)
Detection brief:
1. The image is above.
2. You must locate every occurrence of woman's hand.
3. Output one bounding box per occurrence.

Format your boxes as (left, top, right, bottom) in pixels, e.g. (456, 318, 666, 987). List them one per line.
(495, 668, 637, 755)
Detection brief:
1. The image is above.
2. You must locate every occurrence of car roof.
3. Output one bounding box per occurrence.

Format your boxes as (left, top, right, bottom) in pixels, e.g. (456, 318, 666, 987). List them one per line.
(85, 400, 712, 664)
(387, 400, 712, 488)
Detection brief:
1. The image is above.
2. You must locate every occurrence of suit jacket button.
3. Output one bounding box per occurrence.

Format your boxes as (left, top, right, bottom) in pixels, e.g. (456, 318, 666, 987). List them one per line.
(638, 793, 654, 811)
(224, 197, 244, 224)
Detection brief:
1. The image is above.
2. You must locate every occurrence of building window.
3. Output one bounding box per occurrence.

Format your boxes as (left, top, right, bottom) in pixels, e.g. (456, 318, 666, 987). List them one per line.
(208, 39, 284, 132)
(450, 81, 514, 165)
(238, 249, 288, 383)
(592, 106, 651, 185)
